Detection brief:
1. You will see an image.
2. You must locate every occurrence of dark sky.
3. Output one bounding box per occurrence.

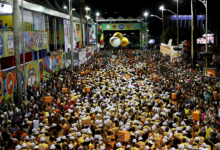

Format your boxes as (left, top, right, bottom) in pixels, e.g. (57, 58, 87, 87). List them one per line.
(83, 0, 215, 19)
(63, 0, 216, 36)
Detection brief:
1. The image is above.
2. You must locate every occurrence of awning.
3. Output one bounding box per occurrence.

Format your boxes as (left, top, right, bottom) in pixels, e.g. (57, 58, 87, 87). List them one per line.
(116, 16, 125, 21)
(106, 17, 116, 22)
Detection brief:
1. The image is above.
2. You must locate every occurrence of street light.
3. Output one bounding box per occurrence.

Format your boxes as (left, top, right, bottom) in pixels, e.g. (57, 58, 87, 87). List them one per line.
(159, 5, 165, 38)
(175, 0, 179, 46)
(198, 0, 208, 53)
(85, 7, 90, 11)
(199, 0, 208, 74)
(163, 8, 179, 46)
(151, 14, 162, 21)
(64, 6, 67, 9)
(143, 12, 148, 50)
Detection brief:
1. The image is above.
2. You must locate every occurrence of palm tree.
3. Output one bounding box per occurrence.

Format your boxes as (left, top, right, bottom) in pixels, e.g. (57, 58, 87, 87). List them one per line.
(79, 0, 85, 47)
(13, 0, 23, 105)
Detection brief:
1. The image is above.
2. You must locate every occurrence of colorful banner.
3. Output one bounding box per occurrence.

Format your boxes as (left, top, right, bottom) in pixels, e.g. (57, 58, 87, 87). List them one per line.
(0, 52, 66, 105)
(102, 23, 141, 31)
(207, 69, 216, 77)
(89, 24, 96, 44)
(63, 19, 70, 52)
(160, 45, 171, 55)
(0, 65, 24, 105)
(41, 52, 66, 81)
(98, 25, 104, 48)
(0, 0, 13, 5)
(0, 31, 48, 58)
(76, 22, 82, 48)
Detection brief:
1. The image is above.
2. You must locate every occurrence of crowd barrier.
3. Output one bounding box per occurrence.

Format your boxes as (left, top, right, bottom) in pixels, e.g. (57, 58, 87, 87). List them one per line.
(0, 52, 66, 104)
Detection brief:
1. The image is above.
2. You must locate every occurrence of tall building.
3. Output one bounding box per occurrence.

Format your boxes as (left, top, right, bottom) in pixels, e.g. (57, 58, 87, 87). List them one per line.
(164, 15, 220, 45)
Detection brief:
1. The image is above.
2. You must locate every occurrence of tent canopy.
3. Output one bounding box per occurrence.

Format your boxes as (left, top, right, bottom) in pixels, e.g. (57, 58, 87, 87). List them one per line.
(106, 17, 116, 22)
(116, 16, 125, 21)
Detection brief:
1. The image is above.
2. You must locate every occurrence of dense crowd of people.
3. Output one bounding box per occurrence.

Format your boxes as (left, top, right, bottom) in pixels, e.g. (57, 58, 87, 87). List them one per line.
(1, 49, 220, 150)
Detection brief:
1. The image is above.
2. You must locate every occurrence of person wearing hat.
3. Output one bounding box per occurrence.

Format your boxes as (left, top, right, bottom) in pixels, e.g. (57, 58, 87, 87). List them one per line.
(38, 137, 48, 150)
(137, 136, 145, 149)
(24, 136, 32, 149)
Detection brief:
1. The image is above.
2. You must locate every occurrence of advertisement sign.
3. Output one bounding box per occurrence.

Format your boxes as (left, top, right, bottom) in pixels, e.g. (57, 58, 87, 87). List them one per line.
(197, 34, 214, 44)
(0, 77, 3, 102)
(89, 25, 96, 44)
(160, 45, 171, 55)
(0, 31, 48, 58)
(207, 69, 216, 77)
(6, 72, 14, 96)
(63, 19, 70, 52)
(76, 23, 80, 37)
(103, 23, 141, 30)
(0, 53, 66, 105)
(7, 32, 14, 55)
(0, 32, 4, 57)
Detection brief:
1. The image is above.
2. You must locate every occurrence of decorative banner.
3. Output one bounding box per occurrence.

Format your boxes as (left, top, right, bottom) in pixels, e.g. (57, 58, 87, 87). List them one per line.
(102, 23, 141, 30)
(89, 25, 96, 44)
(0, 32, 4, 57)
(6, 72, 14, 96)
(207, 69, 216, 77)
(7, 31, 14, 55)
(63, 19, 70, 52)
(160, 45, 171, 55)
(0, 77, 3, 102)
(171, 53, 183, 63)
(98, 25, 104, 48)
(76, 22, 82, 48)
(26, 63, 36, 86)
(0, 53, 66, 105)
(0, 31, 48, 58)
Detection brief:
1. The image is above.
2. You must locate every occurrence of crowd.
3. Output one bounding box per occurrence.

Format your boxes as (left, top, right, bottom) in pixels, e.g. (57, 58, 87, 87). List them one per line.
(1, 49, 220, 150)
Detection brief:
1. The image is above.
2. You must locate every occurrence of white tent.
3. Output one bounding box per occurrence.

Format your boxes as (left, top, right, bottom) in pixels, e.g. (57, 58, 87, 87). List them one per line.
(116, 16, 125, 21)
(125, 16, 135, 21)
(135, 16, 144, 21)
(97, 17, 105, 22)
(106, 17, 116, 22)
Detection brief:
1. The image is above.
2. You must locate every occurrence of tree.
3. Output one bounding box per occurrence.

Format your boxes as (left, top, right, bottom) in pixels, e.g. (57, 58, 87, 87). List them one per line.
(161, 26, 191, 45)
(13, 0, 23, 105)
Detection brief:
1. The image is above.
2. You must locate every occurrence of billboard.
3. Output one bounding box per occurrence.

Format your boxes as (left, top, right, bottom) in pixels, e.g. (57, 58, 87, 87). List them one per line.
(0, 31, 48, 59)
(197, 34, 214, 44)
(0, 52, 66, 105)
(102, 23, 141, 31)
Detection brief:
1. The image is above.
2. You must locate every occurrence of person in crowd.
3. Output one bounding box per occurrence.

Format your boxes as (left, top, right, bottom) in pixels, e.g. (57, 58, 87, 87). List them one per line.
(1, 49, 220, 150)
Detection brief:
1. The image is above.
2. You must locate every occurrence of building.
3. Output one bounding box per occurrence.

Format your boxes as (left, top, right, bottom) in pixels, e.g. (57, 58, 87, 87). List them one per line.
(164, 15, 220, 45)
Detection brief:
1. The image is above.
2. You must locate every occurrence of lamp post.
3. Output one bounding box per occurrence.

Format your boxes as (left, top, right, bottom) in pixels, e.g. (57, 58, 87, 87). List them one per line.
(175, 0, 179, 46)
(96, 12, 99, 53)
(159, 6, 164, 37)
(144, 12, 148, 50)
(160, 7, 179, 46)
(151, 14, 163, 43)
(199, 0, 208, 75)
(85, 7, 90, 48)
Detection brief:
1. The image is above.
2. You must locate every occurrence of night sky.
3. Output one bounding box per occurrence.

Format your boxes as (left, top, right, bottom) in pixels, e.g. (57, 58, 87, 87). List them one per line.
(61, 0, 216, 36)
